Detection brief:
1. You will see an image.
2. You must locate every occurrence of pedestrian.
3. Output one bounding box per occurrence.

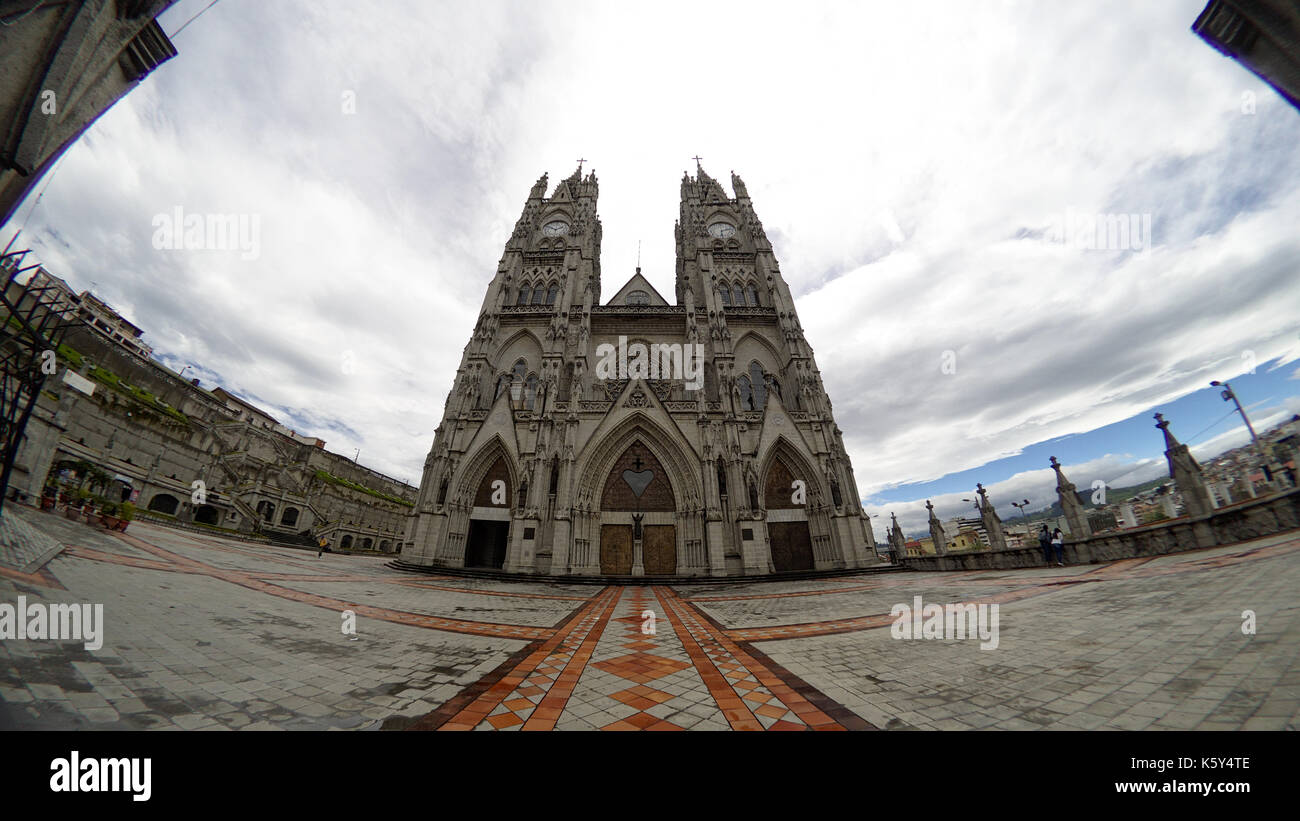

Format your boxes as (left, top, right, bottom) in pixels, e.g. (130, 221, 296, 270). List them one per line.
(1051, 527, 1065, 566)
(1037, 524, 1052, 565)
(317, 536, 327, 558)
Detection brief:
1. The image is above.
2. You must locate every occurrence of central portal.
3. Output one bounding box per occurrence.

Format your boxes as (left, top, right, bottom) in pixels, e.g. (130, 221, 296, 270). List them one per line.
(597, 439, 677, 576)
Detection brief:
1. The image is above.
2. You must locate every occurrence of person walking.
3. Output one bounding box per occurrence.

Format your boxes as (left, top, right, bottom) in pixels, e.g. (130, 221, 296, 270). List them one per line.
(317, 536, 328, 558)
(1051, 527, 1065, 566)
(1037, 524, 1052, 565)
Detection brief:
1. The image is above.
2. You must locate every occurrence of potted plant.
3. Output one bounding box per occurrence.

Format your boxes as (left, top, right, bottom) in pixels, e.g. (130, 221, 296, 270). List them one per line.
(100, 501, 120, 529)
(41, 485, 58, 511)
(85, 494, 105, 524)
(116, 501, 135, 532)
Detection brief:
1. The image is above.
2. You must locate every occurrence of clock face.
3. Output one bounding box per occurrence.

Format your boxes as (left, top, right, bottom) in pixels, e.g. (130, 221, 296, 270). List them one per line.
(543, 220, 570, 237)
(708, 222, 737, 239)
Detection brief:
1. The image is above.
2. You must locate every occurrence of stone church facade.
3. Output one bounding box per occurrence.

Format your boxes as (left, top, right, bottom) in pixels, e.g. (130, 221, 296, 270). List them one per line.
(404, 165, 878, 577)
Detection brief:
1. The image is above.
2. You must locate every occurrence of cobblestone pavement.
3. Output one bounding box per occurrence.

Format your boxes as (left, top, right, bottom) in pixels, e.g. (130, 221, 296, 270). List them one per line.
(2, 503, 1297, 730)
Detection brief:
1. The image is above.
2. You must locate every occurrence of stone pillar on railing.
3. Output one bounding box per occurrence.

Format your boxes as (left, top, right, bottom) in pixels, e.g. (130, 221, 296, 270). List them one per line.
(975, 483, 1008, 551)
(1154, 413, 1215, 518)
(1050, 456, 1092, 539)
(926, 500, 948, 556)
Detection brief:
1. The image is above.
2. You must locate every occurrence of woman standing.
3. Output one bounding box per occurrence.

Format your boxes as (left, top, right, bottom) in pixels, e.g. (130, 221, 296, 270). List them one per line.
(1051, 527, 1065, 567)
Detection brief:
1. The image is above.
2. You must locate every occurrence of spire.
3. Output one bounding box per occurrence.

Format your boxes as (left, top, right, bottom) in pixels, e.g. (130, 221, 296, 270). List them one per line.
(731, 170, 748, 199)
(1049, 456, 1091, 539)
(1153, 412, 1180, 451)
(529, 173, 548, 200)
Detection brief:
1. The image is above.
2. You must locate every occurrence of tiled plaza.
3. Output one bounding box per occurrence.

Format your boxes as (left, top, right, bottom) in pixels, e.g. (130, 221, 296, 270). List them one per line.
(2, 503, 1297, 731)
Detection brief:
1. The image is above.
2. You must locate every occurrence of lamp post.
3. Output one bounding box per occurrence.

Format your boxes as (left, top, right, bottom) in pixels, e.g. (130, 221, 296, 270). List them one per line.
(1011, 499, 1031, 521)
(1210, 380, 1273, 485)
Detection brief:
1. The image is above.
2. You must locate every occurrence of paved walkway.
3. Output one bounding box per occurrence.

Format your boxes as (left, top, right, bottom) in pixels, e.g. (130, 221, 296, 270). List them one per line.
(1, 503, 1297, 730)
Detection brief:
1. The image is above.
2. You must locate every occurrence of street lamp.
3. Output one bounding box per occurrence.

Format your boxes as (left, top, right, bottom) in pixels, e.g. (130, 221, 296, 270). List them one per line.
(1011, 499, 1031, 520)
(1210, 380, 1273, 484)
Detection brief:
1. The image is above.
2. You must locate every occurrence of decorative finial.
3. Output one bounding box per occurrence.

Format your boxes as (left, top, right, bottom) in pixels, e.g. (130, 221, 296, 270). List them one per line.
(1050, 455, 1060, 470)
(1154, 412, 1167, 428)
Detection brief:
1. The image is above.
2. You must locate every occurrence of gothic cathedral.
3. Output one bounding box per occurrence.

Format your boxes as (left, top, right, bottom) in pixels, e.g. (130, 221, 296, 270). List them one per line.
(403, 164, 879, 577)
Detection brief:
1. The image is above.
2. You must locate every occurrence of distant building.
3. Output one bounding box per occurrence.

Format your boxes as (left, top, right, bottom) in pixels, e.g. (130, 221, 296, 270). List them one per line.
(1193, 0, 1300, 111)
(23, 267, 153, 359)
(210, 387, 326, 448)
(1, 1, 179, 225)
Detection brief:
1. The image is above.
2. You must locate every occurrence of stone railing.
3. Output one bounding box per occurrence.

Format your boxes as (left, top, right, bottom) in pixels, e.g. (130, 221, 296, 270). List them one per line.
(902, 487, 1300, 571)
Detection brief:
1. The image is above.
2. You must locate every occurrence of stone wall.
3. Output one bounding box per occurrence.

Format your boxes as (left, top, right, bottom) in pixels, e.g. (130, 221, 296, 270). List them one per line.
(903, 487, 1300, 571)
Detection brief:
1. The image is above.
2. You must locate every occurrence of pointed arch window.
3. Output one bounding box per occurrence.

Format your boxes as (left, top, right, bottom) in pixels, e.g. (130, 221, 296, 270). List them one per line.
(436, 476, 449, 505)
(524, 374, 539, 410)
(746, 285, 759, 306)
(516, 285, 531, 306)
(749, 362, 767, 411)
(719, 285, 731, 307)
(737, 375, 753, 411)
(531, 286, 545, 305)
(717, 464, 728, 497)
(733, 285, 745, 307)
(549, 459, 560, 494)
(547, 284, 559, 305)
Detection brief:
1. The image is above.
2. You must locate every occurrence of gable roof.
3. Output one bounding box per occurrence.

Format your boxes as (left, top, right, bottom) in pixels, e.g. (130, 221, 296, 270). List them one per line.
(605, 269, 671, 307)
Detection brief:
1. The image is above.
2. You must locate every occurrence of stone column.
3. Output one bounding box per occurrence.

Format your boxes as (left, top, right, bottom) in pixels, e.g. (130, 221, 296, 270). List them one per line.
(1049, 456, 1092, 539)
(1154, 413, 1215, 518)
(926, 500, 948, 556)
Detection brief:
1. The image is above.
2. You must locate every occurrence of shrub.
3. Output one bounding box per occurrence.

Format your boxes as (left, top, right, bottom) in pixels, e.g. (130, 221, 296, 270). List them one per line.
(118, 501, 136, 521)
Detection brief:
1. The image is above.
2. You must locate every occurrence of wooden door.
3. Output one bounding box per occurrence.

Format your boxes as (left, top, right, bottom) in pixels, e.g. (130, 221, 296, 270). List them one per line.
(600, 524, 633, 575)
(769, 521, 814, 572)
(642, 525, 677, 575)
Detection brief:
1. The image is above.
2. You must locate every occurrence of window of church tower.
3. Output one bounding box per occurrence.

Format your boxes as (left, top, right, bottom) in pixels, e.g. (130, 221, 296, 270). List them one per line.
(547, 284, 559, 304)
(626, 289, 649, 306)
(524, 374, 539, 410)
(437, 477, 448, 505)
(737, 375, 753, 410)
(719, 285, 731, 307)
(750, 362, 767, 410)
(549, 460, 559, 494)
(717, 464, 727, 496)
(746, 285, 759, 306)
(517, 285, 530, 305)
(733, 285, 745, 306)
(531, 286, 545, 305)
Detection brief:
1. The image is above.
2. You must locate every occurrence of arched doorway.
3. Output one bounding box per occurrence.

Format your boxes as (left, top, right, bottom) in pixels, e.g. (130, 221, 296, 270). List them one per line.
(256, 501, 275, 523)
(148, 494, 179, 515)
(194, 505, 219, 526)
(764, 455, 814, 572)
(599, 441, 676, 575)
(465, 454, 511, 569)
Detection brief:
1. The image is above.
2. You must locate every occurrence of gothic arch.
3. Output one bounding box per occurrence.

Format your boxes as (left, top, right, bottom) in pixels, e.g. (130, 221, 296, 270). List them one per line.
(573, 412, 703, 512)
(452, 435, 518, 509)
(493, 328, 544, 367)
(731, 330, 783, 370)
(758, 435, 826, 510)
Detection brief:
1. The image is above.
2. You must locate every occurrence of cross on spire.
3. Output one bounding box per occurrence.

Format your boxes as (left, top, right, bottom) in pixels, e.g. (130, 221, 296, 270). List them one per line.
(692, 155, 702, 171)
(576, 157, 586, 174)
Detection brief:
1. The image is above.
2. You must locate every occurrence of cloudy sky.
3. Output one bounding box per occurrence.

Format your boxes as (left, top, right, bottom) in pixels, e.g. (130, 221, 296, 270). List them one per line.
(6, 0, 1300, 534)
